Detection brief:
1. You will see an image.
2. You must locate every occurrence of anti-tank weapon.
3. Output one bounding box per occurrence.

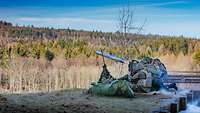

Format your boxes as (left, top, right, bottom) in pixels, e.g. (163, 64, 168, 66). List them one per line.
(96, 50, 127, 64)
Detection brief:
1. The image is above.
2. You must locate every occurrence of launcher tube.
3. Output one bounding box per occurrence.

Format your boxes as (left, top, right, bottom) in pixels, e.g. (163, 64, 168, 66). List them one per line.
(96, 50, 125, 63)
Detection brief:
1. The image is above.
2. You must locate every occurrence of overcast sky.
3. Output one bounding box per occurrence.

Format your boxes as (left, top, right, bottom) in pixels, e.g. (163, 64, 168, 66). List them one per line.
(0, 0, 200, 38)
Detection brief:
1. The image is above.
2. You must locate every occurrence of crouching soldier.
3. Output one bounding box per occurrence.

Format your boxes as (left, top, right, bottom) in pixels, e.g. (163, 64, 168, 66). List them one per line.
(125, 58, 178, 93)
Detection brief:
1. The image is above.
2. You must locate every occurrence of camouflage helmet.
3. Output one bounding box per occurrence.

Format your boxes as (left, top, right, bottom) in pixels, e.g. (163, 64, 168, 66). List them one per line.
(140, 57, 153, 64)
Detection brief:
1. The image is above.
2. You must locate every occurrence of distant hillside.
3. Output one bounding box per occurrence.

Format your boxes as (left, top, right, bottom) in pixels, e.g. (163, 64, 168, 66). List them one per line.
(0, 20, 200, 67)
(0, 20, 199, 46)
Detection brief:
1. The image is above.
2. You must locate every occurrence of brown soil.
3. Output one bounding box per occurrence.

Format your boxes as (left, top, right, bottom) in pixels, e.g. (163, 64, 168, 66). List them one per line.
(0, 89, 170, 113)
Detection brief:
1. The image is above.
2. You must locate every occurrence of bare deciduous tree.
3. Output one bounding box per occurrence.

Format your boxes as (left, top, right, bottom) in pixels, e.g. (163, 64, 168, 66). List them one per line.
(117, 2, 147, 57)
(118, 3, 147, 38)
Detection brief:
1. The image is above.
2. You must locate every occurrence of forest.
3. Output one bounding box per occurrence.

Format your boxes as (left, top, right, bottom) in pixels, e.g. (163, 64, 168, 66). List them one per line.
(0, 20, 200, 66)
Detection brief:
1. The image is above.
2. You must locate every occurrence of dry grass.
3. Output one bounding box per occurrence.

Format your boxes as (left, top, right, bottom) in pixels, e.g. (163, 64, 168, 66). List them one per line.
(159, 53, 197, 71)
(0, 57, 128, 93)
(0, 54, 198, 94)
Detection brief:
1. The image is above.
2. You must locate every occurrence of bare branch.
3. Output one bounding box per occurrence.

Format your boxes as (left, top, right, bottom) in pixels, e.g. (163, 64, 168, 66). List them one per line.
(117, 2, 146, 37)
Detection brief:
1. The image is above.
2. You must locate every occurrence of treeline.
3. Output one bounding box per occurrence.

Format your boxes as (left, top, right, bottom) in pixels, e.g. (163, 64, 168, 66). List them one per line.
(0, 38, 200, 66)
(0, 20, 200, 67)
(0, 20, 120, 45)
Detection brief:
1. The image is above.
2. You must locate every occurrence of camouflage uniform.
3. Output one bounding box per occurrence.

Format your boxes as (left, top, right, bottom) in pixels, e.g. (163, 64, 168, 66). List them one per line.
(89, 57, 177, 98)
(127, 57, 177, 92)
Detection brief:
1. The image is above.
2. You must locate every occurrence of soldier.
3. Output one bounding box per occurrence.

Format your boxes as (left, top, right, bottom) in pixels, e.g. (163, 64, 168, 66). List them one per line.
(90, 51, 178, 98)
(126, 57, 177, 92)
(98, 64, 114, 83)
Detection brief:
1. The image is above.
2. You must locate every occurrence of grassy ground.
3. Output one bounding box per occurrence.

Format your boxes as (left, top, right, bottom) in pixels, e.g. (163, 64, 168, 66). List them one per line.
(0, 89, 172, 113)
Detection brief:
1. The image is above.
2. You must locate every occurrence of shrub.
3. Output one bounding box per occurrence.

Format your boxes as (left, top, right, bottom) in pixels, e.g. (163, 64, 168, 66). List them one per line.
(193, 49, 200, 64)
(64, 47, 72, 59)
(0, 48, 4, 60)
(0, 48, 8, 67)
(46, 41, 54, 48)
(37, 42, 46, 56)
(58, 39, 66, 49)
(16, 43, 29, 57)
(31, 47, 40, 59)
(45, 50, 54, 61)
(180, 39, 188, 55)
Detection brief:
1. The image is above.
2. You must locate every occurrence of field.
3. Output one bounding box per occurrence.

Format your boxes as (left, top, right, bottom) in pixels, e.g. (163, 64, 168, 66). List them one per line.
(0, 89, 171, 113)
(0, 21, 200, 113)
(0, 52, 197, 93)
